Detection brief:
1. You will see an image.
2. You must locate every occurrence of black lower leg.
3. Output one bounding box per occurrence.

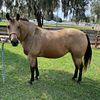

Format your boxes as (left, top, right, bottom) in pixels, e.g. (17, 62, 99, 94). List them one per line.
(35, 58, 39, 80)
(77, 63, 83, 83)
(72, 65, 78, 80)
(29, 66, 34, 85)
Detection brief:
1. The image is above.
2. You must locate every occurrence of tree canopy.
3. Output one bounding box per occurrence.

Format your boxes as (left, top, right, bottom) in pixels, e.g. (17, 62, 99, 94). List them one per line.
(0, 0, 93, 25)
(91, 0, 100, 22)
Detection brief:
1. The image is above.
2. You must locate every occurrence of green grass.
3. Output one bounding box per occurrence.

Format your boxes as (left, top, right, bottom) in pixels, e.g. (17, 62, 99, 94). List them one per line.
(0, 22, 8, 26)
(0, 44, 100, 100)
(0, 21, 92, 30)
(44, 24, 93, 30)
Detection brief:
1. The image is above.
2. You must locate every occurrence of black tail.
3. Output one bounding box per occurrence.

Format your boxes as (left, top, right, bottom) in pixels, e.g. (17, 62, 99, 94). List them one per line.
(84, 34, 92, 70)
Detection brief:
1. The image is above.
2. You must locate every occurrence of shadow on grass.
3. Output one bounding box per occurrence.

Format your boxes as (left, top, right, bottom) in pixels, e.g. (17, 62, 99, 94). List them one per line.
(0, 49, 100, 100)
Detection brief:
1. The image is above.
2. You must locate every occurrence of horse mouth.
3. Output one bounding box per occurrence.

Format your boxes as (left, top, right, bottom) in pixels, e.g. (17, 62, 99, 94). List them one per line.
(11, 40, 19, 47)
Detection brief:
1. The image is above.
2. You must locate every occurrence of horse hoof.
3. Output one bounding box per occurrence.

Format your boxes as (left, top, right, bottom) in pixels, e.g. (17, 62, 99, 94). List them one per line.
(27, 80, 33, 85)
(72, 77, 76, 81)
(77, 80, 81, 84)
(35, 76, 39, 80)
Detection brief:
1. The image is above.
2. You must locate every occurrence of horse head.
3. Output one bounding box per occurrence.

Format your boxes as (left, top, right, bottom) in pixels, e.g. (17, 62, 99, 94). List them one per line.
(6, 13, 20, 46)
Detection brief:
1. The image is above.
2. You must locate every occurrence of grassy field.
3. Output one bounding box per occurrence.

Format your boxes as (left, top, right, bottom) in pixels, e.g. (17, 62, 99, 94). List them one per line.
(0, 44, 100, 100)
(0, 22, 8, 26)
(44, 24, 93, 30)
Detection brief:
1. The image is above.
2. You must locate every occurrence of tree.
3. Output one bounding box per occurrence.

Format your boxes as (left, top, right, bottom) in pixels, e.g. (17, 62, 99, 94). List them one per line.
(0, 0, 3, 19)
(40, 0, 60, 20)
(3, 0, 91, 24)
(0, 0, 3, 9)
(26, 0, 44, 27)
(26, 0, 60, 27)
(61, 0, 90, 22)
(91, 0, 100, 22)
(34, 4, 44, 27)
(4, 0, 14, 14)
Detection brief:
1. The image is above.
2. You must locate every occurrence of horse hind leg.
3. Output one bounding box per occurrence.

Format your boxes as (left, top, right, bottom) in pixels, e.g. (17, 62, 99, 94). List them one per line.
(72, 63, 78, 80)
(77, 62, 83, 83)
(35, 58, 39, 80)
(72, 56, 83, 83)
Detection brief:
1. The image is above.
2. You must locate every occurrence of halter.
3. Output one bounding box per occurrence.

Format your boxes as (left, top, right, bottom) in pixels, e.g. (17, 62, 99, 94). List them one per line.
(9, 33, 17, 39)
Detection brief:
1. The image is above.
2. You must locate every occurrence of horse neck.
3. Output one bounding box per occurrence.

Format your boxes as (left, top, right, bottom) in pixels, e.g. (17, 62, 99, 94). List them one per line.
(19, 20, 36, 42)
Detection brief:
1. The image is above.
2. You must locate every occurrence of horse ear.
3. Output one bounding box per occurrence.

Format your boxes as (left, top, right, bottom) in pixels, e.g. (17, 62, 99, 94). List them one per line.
(6, 13, 10, 20)
(16, 14, 20, 21)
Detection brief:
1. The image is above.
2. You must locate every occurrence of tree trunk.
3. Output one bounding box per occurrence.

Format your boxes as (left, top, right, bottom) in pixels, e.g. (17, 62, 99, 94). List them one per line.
(36, 16, 43, 27)
(97, 14, 100, 22)
(50, 11, 54, 20)
(34, 5, 43, 27)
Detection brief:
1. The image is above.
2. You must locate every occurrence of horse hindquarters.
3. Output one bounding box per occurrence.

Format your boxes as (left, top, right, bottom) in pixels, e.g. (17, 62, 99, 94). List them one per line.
(72, 34, 92, 83)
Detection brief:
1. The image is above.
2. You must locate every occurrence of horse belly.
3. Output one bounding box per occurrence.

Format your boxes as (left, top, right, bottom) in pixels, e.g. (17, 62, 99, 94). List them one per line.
(43, 52, 65, 58)
(40, 34, 69, 58)
(41, 48, 67, 58)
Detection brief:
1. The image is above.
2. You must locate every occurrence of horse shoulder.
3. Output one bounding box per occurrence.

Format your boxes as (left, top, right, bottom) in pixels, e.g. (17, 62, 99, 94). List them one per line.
(21, 36, 33, 55)
(30, 28, 42, 56)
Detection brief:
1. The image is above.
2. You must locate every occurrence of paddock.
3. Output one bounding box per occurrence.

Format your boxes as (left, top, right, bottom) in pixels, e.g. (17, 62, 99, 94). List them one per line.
(0, 22, 100, 99)
(0, 44, 100, 100)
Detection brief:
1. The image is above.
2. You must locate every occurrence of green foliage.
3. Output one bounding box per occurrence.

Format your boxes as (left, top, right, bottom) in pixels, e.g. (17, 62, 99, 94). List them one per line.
(0, 44, 100, 100)
(53, 16, 62, 22)
(1, 0, 91, 22)
(61, 0, 90, 22)
(0, 0, 3, 9)
(91, 0, 100, 22)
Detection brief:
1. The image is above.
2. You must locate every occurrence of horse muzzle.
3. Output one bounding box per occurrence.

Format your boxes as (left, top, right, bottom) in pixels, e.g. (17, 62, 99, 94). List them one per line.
(11, 39, 19, 46)
(10, 33, 19, 47)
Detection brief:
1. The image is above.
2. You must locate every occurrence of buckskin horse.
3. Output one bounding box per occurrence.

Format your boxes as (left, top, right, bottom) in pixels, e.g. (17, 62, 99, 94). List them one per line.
(6, 13, 92, 85)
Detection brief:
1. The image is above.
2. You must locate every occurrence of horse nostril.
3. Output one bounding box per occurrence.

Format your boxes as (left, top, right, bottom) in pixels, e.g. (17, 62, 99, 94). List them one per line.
(11, 40, 19, 46)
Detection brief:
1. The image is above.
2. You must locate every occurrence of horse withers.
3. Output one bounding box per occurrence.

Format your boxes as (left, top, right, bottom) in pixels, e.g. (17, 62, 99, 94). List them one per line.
(6, 13, 92, 85)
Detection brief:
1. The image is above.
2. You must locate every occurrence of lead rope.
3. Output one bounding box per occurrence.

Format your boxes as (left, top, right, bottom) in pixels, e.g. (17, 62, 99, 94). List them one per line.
(1, 42, 5, 83)
(1, 37, 9, 83)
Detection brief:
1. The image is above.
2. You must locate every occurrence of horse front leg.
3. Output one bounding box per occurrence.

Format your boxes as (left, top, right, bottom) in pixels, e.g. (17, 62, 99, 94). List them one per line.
(29, 65, 34, 85)
(35, 58, 39, 80)
(28, 55, 36, 85)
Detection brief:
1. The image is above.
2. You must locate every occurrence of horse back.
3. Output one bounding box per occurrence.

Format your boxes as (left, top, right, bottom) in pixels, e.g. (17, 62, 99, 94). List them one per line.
(38, 28, 87, 58)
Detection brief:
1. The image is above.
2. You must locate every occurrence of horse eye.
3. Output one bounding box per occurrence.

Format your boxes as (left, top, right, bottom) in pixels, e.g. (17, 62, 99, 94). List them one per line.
(18, 26, 20, 29)
(7, 25, 10, 29)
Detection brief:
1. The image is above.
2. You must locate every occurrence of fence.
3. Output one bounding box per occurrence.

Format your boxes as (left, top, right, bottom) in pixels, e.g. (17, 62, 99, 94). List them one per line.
(0, 25, 100, 48)
(0, 26, 9, 42)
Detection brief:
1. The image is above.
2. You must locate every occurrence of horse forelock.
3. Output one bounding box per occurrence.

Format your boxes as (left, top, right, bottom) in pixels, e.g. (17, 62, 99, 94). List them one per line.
(9, 18, 15, 23)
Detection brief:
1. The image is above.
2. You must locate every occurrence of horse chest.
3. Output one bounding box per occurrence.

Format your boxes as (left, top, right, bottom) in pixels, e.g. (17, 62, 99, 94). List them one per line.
(23, 49, 29, 55)
(22, 42, 31, 55)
